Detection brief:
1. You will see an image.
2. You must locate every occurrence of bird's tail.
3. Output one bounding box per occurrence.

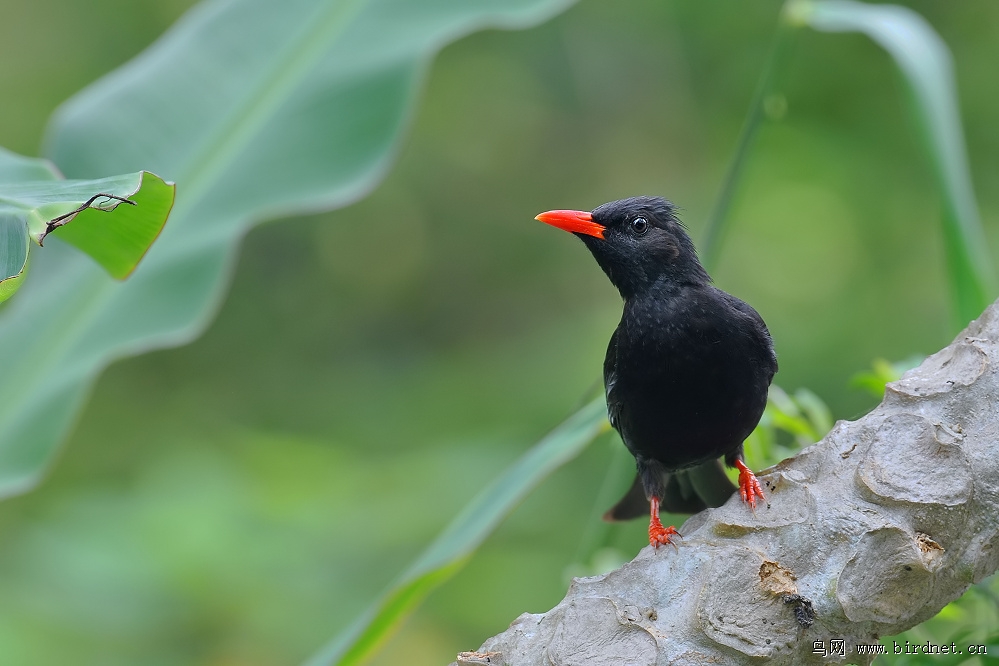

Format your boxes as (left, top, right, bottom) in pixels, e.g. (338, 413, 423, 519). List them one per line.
(602, 459, 737, 521)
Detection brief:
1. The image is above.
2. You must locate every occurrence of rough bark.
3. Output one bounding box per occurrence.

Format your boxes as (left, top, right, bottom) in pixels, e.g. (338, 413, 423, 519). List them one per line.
(451, 300, 999, 666)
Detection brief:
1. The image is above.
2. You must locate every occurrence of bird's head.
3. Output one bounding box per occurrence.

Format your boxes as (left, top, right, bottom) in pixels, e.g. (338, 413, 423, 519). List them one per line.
(535, 196, 710, 298)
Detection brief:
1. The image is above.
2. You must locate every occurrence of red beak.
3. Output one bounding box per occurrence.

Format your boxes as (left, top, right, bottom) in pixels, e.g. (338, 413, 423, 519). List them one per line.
(535, 209, 605, 239)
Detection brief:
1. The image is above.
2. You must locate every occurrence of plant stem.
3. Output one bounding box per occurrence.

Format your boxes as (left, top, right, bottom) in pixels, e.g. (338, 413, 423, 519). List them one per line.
(700, 7, 798, 271)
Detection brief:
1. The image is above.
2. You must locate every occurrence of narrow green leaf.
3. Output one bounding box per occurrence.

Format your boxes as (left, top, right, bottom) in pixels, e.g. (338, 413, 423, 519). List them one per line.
(701, 13, 796, 270)
(0, 0, 577, 498)
(305, 398, 609, 666)
(321, 559, 469, 666)
(793, 0, 995, 326)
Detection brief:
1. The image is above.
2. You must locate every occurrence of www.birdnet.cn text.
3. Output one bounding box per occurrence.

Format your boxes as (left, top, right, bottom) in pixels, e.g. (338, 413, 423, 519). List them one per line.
(812, 639, 990, 657)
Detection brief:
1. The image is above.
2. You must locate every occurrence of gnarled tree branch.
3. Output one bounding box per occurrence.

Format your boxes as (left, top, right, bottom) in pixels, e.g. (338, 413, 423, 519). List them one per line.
(452, 299, 999, 665)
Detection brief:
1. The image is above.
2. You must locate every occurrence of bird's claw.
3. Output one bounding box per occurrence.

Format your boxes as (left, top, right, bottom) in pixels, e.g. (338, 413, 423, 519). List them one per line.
(649, 522, 680, 550)
(735, 460, 766, 510)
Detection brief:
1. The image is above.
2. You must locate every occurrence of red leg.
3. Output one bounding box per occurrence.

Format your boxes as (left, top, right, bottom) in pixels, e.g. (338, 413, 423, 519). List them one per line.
(734, 459, 766, 510)
(648, 496, 680, 549)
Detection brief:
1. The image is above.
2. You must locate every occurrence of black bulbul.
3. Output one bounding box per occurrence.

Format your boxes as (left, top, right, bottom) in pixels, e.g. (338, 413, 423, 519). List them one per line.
(536, 196, 776, 547)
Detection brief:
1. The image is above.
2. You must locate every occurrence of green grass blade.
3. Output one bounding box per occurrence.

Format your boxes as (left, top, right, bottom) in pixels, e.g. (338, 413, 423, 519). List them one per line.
(701, 9, 796, 270)
(794, 0, 995, 327)
(319, 559, 469, 666)
(305, 397, 609, 666)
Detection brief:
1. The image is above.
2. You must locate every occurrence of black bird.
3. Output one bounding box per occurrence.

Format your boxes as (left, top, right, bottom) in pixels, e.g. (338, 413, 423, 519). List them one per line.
(536, 196, 777, 548)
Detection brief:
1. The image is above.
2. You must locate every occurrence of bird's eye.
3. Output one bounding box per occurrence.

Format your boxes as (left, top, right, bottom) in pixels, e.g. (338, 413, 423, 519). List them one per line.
(630, 217, 649, 235)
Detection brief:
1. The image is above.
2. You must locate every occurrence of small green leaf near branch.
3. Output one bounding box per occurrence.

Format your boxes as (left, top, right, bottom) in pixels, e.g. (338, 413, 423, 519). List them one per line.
(0, 147, 175, 300)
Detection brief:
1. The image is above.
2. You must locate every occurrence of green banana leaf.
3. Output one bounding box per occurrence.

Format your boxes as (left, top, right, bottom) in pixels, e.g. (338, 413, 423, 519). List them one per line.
(0, 0, 575, 497)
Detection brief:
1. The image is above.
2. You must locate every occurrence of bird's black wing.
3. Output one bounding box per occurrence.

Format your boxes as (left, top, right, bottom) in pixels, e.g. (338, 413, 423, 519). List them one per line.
(602, 327, 646, 458)
(603, 327, 622, 432)
(715, 289, 778, 376)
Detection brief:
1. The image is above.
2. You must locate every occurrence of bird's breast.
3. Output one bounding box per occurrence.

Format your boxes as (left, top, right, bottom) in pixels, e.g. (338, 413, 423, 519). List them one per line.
(607, 293, 773, 469)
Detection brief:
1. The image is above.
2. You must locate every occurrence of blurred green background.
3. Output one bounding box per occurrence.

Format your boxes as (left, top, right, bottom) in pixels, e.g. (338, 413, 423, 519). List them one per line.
(1, 0, 998, 664)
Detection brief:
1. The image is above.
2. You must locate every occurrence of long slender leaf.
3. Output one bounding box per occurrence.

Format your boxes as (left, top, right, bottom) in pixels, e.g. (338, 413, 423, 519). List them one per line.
(306, 398, 609, 666)
(0, 0, 577, 497)
(792, 0, 995, 326)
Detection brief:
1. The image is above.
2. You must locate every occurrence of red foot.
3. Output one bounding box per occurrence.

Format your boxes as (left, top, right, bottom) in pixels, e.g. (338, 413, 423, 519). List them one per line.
(735, 459, 766, 510)
(649, 521, 680, 549)
(649, 497, 681, 549)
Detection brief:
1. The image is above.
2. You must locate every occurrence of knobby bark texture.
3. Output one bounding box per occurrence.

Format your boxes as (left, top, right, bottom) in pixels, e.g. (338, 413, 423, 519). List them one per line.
(451, 300, 999, 666)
